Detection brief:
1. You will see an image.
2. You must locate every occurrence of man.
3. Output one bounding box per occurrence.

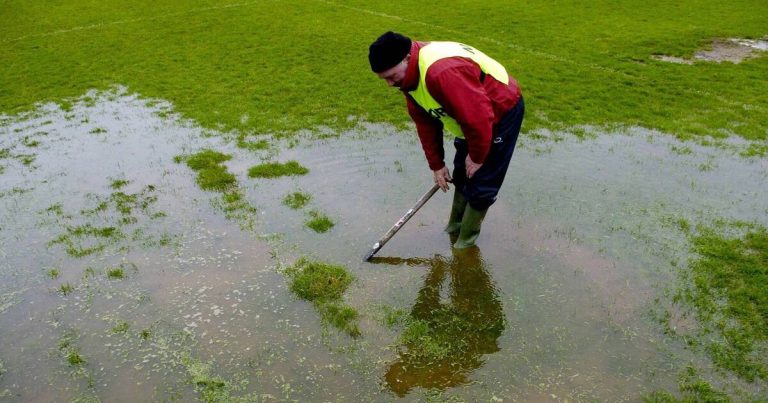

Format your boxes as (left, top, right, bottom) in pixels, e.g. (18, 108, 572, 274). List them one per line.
(368, 31, 524, 248)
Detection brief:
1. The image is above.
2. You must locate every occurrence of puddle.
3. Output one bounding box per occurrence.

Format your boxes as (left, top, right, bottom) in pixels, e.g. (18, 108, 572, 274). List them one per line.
(1, 89, 767, 400)
(653, 37, 768, 64)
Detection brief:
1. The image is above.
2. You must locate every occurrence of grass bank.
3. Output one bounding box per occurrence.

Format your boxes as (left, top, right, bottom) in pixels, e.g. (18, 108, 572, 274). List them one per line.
(1, 0, 766, 145)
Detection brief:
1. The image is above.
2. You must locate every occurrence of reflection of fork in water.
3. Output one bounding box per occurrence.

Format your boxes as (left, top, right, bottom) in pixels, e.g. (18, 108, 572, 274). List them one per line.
(371, 247, 505, 397)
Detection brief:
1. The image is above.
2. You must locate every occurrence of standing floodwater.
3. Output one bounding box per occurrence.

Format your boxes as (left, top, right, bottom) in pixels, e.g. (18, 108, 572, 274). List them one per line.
(0, 89, 766, 401)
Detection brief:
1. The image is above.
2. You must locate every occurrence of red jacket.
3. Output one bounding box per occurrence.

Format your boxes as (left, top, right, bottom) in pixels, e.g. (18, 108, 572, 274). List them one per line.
(400, 41, 521, 170)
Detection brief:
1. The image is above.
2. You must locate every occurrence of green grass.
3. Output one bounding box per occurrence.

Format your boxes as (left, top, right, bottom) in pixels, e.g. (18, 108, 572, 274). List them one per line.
(217, 190, 257, 226)
(21, 136, 39, 147)
(46, 267, 61, 279)
(20, 155, 35, 166)
(317, 301, 361, 338)
(1, 1, 766, 146)
(66, 351, 85, 366)
(247, 161, 308, 178)
(650, 222, 768, 403)
(643, 367, 730, 403)
(285, 258, 359, 337)
(112, 189, 157, 216)
(48, 224, 123, 257)
(48, 186, 165, 257)
(236, 133, 270, 151)
(682, 225, 768, 381)
(58, 330, 86, 367)
(111, 321, 129, 333)
(59, 282, 75, 296)
(179, 149, 236, 191)
(286, 258, 352, 302)
(109, 178, 130, 189)
(106, 267, 125, 279)
(305, 210, 334, 233)
(282, 191, 311, 209)
(394, 304, 504, 363)
(181, 354, 232, 403)
(178, 149, 259, 229)
(191, 162, 236, 192)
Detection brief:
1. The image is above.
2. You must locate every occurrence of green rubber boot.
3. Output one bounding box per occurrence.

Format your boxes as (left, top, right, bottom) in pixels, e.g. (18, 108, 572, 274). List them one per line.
(444, 191, 467, 235)
(453, 205, 488, 249)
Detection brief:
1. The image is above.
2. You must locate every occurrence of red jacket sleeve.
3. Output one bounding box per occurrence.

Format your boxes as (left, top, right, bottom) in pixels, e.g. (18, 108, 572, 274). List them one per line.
(426, 58, 495, 164)
(406, 95, 445, 170)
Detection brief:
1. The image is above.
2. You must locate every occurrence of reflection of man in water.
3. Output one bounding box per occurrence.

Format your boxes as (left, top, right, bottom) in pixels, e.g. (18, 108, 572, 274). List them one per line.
(382, 247, 504, 397)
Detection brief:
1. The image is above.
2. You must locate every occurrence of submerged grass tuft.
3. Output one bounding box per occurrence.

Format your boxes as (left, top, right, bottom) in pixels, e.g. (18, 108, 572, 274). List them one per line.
(58, 330, 85, 367)
(317, 302, 360, 338)
(181, 354, 231, 402)
(59, 282, 75, 296)
(247, 160, 308, 178)
(49, 224, 122, 258)
(215, 190, 258, 231)
(48, 185, 165, 257)
(67, 351, 85, 366)
(22, 136, 40, 147)
(109, 178, 130, 189)
(656, 220, 767, 399)
(106, 267, 125, 279)
(380, 306, 409, 328)
(236, 133, 270, 151)
(111, 321, 130, 334)
(305, 210, 334, 233)
(642, 367, 729, 403)
(282, 191, 311, 209)
(178, 149, 258, 230)
(285, 258, 359, 337)
(686, 226, 768, 381)
(46, 267, 61, 279)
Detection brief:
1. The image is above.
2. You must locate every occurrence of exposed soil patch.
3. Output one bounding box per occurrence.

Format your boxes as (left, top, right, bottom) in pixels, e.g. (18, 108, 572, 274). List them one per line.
(653, 37, 768, 64)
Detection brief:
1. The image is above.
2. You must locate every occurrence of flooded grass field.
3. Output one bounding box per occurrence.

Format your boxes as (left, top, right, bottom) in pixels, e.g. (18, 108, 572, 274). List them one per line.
(1, 89, 766, 401)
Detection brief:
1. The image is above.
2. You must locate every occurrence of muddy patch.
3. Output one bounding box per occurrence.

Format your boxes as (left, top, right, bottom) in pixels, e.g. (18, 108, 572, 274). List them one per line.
(653, 37, 768, 64)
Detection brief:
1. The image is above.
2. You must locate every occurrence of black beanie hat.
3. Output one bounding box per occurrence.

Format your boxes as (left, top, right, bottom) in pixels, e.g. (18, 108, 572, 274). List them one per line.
(368, 31, 412, 73)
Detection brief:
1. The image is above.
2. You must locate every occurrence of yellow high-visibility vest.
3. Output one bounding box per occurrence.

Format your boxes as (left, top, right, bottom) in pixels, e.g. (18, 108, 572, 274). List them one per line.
(409, 42, 509, 138)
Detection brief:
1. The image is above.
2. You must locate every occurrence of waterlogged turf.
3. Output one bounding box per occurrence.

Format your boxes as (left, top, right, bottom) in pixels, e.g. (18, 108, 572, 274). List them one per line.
(675, 226, 768, 382)
(1, 90, 767, 400)
(1, 2, 767, 399)
(282, 191, 311, 209)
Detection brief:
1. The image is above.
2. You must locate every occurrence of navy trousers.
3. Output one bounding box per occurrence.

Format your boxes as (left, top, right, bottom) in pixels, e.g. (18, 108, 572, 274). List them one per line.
(452, 97, 524, 210)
